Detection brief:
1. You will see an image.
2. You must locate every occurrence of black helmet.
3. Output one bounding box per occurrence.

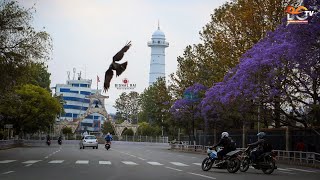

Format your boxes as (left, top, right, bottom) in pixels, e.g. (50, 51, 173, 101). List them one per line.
(257, 132, 266, 139)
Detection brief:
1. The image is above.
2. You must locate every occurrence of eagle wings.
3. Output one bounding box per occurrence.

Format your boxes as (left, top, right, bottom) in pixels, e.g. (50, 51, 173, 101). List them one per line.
(104, 41, 132, 92)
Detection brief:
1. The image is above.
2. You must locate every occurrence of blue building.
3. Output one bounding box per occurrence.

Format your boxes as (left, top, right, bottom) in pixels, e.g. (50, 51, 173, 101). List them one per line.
(54, 71, 106, 132)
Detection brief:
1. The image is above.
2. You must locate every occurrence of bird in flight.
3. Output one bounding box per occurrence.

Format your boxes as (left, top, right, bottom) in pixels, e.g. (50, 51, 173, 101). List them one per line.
(104, 41, 132, 92)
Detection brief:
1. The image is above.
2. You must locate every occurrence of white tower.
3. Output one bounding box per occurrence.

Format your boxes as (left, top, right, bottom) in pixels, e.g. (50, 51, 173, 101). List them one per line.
(148, 23, 169, 85)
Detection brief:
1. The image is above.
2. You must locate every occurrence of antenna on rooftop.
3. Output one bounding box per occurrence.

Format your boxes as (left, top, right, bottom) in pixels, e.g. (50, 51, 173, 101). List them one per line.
(67, 71, 70, 80)
(73, 68, 76, 80)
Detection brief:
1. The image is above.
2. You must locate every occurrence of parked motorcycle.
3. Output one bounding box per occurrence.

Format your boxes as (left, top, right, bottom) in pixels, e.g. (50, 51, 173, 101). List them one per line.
(201, 147, 241, 173)
(240, 146, 277, 174)
(105, 142, 111, 150)
(46, 139, 51, 146)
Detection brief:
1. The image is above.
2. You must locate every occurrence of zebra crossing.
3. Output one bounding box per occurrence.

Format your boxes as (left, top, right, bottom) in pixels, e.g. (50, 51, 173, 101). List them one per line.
(0, 159, 196, 166)
(0, 159, 319, 174)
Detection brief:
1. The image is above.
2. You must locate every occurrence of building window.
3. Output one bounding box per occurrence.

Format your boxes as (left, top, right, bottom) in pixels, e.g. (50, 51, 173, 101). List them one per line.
(80, 91, 91, 95)
(72, 84, 80, 87)
(69, 90, 79, 94)
(80, 84, 88, 87)
(60, 88, 70, 92)
(158, 41, 160, 44)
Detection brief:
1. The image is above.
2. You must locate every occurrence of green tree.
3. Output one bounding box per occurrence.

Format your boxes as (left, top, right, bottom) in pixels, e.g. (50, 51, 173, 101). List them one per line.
(114, 91, 140, 123)
(137, 122, 161, 136)
(62, 127, 72, 135)
(139, 77, 173, 136)
(101, 121, 114, 134)
(0, 84, 61, 135)
(0, 1, 52, 94)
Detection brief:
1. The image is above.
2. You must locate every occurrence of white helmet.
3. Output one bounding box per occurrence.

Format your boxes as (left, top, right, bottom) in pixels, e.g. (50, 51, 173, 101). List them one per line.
(221, 132, 229, 138)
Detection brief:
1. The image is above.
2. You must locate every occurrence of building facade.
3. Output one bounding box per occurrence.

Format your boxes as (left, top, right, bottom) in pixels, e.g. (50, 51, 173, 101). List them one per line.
(54, 72, 107, 132)
(148, 24, 169, 85)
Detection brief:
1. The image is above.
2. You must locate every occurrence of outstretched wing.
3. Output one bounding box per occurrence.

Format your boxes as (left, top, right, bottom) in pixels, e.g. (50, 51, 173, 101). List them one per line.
(113, 41, 132, 62)
(103, 67, 113, 92)
(115, 62, 127, 77)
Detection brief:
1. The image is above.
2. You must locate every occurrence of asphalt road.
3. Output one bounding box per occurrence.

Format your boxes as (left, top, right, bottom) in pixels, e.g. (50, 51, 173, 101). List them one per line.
(0, 142, 319, 180)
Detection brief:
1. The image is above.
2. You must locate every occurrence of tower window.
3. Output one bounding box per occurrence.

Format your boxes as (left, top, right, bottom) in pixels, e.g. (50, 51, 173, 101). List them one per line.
(158, 41, 160, 44)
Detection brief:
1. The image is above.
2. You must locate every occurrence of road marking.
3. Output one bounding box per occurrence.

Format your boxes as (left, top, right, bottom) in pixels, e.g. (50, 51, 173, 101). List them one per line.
(2, 171, 14, 175)
(0, 160, 16, 164)
(130, 155, 137, 158)
(75, 160, 89, 164)
(99, 161, 111, 165)
(278, 168, 293, 171)
(193, 163, 202, 166)
(22, 160, 41, 164)
(25, 164, 32, 167)
(188, 172, 216, 179)
(122, 161, 138, 165)
(48, 160, 64, 164)
(287, 168, 317, 173)
(138, 157, 146, 161)
(147, 162, 163, 166)
(191, 157, 197, 158)
(277, 171, 296, 175)
(170, 162, 189, 166)
(165, 166, 183, 172)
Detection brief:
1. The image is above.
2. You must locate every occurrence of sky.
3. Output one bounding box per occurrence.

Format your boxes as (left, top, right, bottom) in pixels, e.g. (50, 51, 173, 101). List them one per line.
(20, 0, 227, 114)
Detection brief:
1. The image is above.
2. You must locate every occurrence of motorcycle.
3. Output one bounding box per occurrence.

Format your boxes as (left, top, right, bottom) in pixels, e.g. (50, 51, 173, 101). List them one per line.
(240, 146, 277, 174)
(201, 147, 242, 173)
(58, 139, 62, 145)
(105, 142, 111, 150)
(46, 139, 51, 146)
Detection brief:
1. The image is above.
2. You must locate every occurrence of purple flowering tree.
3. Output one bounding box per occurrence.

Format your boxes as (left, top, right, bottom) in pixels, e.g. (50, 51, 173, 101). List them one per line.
(202, 8, 320, 128)
(170, 83, 207, 141)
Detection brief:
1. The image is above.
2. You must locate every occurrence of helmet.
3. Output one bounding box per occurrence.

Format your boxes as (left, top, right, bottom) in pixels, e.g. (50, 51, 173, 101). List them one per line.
(221, 132, 229, 138)
(257, 132, 266, 139)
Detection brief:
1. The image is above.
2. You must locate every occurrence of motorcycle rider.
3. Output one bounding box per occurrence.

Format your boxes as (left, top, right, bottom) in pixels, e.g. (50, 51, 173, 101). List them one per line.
(58, 135, 62, 144)
(46, 134, 51, 145)
(212, 132, 236, 160)
(248, 132, 271, 163)
(104, 132, 113, 145)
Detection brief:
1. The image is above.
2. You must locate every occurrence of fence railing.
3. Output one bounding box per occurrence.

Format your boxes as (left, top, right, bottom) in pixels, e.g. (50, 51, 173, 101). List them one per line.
(170, 144, 320, 168)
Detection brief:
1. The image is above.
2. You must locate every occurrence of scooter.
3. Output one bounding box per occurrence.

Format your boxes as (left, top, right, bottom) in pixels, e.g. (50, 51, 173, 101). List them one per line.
(201, 147, 242, 173)
(105, 142, 111, 150)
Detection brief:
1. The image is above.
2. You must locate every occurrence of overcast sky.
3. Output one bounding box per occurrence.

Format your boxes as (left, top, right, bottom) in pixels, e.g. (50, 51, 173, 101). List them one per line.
(20, 0, 227, 114)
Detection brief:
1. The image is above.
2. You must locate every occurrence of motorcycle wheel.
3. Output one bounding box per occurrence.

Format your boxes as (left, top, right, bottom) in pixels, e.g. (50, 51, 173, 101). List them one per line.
(227, 157, 240, 173)
(240, 158, 250, 172)
(201, 157, 213, 171)
(262, 159, 275, 174)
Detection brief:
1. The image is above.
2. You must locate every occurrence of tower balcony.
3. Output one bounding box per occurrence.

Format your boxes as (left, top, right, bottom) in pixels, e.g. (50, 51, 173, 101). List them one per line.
(148, 41, 169, 47)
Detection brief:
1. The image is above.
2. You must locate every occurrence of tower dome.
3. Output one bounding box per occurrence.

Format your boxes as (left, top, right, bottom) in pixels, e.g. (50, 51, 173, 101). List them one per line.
(152, 29, 165, 39)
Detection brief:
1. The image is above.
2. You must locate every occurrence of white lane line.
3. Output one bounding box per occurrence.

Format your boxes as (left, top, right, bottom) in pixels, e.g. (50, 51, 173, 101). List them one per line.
(75, 160, 89, 164)
(22, 160, 41, 164)
(188, 172, 216, 179)
(193, 163, 202, 166)
(0, 160, 16, 164)
(287, 168, 317, 173)
(99, 161, 111, 165)
(147, 162, 163, 166)
(130, 155, 137, 158)
(44, 156, 48, 159)
(278, 168, 293, 172)
(191, 157, 197, 158)
(25, 164, 32, 167)
(138, 157, 146, 161)
(122, 161, 138, 165)
(2, 171, 15, 175)
(165, 166, 183, 172)
(277, 171, 296, 175)
(170, 162, 189, 166)
(48, 160, 64, 164)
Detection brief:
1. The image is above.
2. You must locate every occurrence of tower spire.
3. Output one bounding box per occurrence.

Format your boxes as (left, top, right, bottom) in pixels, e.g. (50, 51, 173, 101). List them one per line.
(158, 20, 160, 30)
